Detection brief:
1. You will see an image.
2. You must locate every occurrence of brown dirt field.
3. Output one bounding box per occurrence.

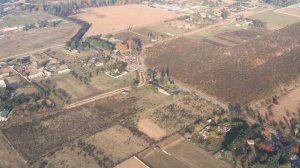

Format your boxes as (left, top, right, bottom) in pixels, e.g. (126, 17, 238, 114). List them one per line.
(277, 6, 300, 17)
(145, 23, 300, 104)
(114, 157, 148, 168)
(76, 4, 180, 36)
(0, 25, 79, 58)
(0, 131, 28, 168)
(137, 119, 166, 140)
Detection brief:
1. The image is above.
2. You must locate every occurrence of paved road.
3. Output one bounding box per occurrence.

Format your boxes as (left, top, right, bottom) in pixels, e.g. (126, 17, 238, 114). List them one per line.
(64, 86, 132, 109)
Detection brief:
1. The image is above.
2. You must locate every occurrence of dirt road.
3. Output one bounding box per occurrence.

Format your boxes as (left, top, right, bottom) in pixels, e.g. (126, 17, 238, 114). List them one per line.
(64, 86, 132, 109)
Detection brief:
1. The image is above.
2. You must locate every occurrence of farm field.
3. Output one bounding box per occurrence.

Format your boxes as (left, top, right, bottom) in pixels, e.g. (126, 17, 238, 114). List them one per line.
(0, 131, 28, 168)
(113, 31, 148, 43)
(275, 4, 300, 17)
(145, 22, 300, 105)
(147, 22, 187, 36)
(271, 86, 300, 123)
(114, 157, 148, 168)
(133, 27, 170, 38)
(0, 11, 58, 28)
(34, 125, 150, 168)
(1, 87, 171, 165)
(136, 93, 222, 135)
(52, 72, 135, 102)
(165, 139, 231, 168)
(0, 25, 79, 59)
(139, 135, 230, 168)
(250, 11, 300, 29)
(202, 28, 269, 47)
(186, 23, 248, 40)
(76, 4, 181, 36)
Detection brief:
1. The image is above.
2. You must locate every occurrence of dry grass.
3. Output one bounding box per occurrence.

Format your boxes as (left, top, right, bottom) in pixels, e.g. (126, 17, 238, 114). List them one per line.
(76, 4, 180, 36)
(0, 131, 28, 168)
(34, 125, 149, 168)
(0, 25, 79, 58)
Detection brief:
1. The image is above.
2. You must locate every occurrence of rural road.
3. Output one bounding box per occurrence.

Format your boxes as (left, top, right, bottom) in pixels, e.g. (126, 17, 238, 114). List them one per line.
(64, 86, 132, 109)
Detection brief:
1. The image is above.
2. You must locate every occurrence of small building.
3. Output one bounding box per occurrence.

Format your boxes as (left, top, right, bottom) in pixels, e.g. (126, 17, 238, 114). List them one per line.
(28, 71, 44, 80)
(247, 140, 255, 146)
(58, 68, 71, 74)
(0, 109, 11, 121)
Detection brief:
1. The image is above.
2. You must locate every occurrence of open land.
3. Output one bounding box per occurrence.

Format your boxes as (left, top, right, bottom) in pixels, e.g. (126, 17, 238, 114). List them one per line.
(266, 86, 300, 123)
(147, 22, 187, 36)
(76, 4, 181, 36)
(0, 25, 79, 59)
(145, 22, 300, 105)
(250, 11, 300, 29)
(0, 131, 28, 168)
(114, 157, 147, 168)
(53, 72, 135, 102)
(1, 88, 172, 165)
(33, 125, 150, 168)
(276, 4, 300, 17)
(139, 135, 230, 168)
(0, 12, 58, 28)
(186, 23, 248, 40)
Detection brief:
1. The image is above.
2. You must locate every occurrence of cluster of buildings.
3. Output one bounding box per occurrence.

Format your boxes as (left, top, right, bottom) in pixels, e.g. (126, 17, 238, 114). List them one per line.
(10, 54, 70, 81)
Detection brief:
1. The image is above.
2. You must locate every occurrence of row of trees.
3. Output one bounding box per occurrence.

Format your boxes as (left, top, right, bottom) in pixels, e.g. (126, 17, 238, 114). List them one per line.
(263, 0, 299, 6)
(66, 19, 91, 50)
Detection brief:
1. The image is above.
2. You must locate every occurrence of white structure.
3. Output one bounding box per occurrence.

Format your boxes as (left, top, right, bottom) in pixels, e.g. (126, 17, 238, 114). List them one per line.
(0, 80, 6, 88)
(58, 68, 71, 74)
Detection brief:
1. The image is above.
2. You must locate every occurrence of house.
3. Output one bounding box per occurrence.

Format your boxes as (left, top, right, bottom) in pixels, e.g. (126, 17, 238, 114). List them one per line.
(0, 109, 11, 121)
(0, 80, 6, 88)
(28, 71, 44, 80)
(247, 140, 255, 146)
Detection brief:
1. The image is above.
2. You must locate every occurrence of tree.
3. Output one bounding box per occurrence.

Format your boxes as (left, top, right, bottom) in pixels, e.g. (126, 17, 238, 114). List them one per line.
(266, 154, 279, 168)
(221, 10, 230, 20)
(252, 19, 267, 28)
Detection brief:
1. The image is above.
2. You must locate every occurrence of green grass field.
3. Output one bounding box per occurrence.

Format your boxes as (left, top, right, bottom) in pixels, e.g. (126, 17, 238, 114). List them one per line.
(187, 23, 247, 40)
(250, 11, 300, 28)
(1, 12, 57, 28)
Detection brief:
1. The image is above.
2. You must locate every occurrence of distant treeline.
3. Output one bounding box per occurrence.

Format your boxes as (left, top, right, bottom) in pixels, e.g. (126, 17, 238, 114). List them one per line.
(263, 0, 299, 7)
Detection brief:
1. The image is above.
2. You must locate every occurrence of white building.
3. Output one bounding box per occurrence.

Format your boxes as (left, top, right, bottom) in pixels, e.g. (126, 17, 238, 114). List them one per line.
(0, 80, 6, 88)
